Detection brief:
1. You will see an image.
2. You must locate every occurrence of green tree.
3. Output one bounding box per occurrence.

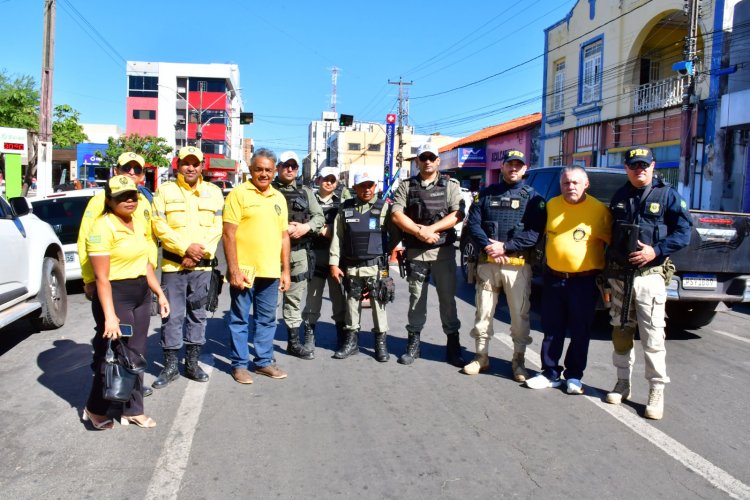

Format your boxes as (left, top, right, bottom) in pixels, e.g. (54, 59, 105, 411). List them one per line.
(96, 133, 173, 170)
(52, 104, 87, 148)
(0, 71, 39, 131)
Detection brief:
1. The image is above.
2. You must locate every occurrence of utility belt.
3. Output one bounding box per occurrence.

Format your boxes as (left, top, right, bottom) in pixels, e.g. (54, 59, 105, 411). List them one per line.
(162, 249, 218, 268)
(479, 253, 526, 266)
(545, 266, 601, 279)
(342, 267, 395, 304)
(342, 255, 385, 269)
(604, 258, 675, 284)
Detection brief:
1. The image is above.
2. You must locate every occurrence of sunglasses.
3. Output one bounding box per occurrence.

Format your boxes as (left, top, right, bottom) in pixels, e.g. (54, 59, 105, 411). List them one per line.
(281, 163, 299, 171)
(418, 153, 438, 162)
(112, 192, 138, 202)
(626, 162, 651, 170)
(119, 164, 144, 175)
(321, 176, 337, 183)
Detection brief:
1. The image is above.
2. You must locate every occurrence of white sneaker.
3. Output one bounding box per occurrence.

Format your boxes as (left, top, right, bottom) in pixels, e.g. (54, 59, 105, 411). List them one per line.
(566, 378, 584, 395)
(525, 373, 562, 389)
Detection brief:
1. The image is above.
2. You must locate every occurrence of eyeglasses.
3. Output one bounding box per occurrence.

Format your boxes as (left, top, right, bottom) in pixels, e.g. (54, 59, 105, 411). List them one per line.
(281, 162, 299, 171)
(321, 176, 337, 183)
(119, 164, 144, 175)
(626, 162, 651, 170)
(418, 153, 438, 162)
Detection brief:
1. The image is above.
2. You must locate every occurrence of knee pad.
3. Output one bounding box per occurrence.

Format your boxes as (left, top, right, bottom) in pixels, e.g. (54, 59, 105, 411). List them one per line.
(612, 325, 635, 353)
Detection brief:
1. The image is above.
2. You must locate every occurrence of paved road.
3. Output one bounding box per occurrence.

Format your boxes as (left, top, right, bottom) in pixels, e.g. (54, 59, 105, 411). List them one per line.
(1, 260, 749, 499)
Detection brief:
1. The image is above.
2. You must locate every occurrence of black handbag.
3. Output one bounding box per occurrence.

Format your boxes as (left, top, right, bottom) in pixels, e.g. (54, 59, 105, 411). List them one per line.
(103, 339, 147, 402)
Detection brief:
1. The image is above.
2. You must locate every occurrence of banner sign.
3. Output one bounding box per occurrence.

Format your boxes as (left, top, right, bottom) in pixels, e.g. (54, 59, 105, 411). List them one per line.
(383, 114, 396, 194)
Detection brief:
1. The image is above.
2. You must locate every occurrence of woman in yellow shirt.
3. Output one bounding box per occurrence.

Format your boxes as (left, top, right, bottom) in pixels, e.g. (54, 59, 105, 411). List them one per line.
(83, 176, 169, 430)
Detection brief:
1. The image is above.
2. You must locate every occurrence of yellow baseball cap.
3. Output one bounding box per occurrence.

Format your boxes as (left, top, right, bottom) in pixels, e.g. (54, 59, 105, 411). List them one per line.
(116, 151, 145, 168)
(105, 175, 139, 197)
(178, 146, 204, 162)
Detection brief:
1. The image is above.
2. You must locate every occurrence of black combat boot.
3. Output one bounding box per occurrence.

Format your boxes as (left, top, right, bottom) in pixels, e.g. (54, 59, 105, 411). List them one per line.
(301, 321, 316, 359)
(287, 326, 313, 360)
(335, 322, 346, 351)
(153, 349, 180, 389)
(374, 332, 390, 362)
(445, 332, 465, 368)
(184, 344, 209, 382)
(398, 332, 420, 365)
(334, 330, 359, 359)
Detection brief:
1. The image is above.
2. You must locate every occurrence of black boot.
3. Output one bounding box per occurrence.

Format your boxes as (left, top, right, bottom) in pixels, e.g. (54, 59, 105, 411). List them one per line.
(335, 322, 346, 352)
(374, 332, 390, 362)
(301, 321, 316, 359)
(287, 326, 313, 360)
(153, 349, 180, 389)
(446, 333, 465, 368)
(398, 332, 420, 365)
(334, 330, 359, 359)
(184, 344, 209, 382)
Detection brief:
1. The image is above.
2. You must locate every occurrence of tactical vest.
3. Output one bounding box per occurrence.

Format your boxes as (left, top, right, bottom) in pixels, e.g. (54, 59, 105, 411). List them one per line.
(480, 183, 532, 243)
(311, 192, 341, 250)
(609, 180, 671, 266)
(403, 175, 456, 249)
(341, 198, 385, 266)
(274, 181, 312, 248)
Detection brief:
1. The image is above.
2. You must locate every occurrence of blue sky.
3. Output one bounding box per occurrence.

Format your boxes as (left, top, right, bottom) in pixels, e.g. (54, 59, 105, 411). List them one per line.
(2, 0, 577, 157)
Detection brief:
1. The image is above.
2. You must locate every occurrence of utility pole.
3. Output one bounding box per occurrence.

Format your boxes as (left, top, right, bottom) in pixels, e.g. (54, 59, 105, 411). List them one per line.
(37, 0, 56, 198)
(679, 0, 700, 196)
(387, 78, 412, 181)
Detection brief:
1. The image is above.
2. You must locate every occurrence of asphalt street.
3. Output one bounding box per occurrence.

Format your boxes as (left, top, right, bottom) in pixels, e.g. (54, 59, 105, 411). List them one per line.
(1, 257, 749, 499)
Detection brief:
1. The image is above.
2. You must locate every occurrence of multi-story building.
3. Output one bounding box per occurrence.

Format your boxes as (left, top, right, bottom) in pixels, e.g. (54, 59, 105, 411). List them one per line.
(540, 0, 735, 210)
(324, 120, 456, 190)
(125, 61, 243, 181)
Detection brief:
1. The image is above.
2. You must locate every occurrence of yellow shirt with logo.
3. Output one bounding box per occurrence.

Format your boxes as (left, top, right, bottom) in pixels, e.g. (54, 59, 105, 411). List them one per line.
(223, 181, 288, 279)
(545, 194, 612, 273)
(77, 191, 156, 284)
(152, 175, 224, 272)
(86, 213, 152, 281)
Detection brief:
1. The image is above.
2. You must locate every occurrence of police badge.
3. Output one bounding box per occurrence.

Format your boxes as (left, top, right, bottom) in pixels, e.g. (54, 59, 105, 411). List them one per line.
(510, 199, 520, 209)
(274, 204, 282, 215)
(649, 202, 660, 213)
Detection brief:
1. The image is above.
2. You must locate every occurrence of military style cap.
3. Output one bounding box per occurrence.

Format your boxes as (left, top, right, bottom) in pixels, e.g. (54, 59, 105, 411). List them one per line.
(353, 171, 375, 186)
(318, 166, 339, 178)
(117, 151, 145, 168)
(178, 146, 204, 162)
(416, 143, 439, 157)
(278, 150, 300, 165)
(624, 146, 654, 165)
(503, 150, 526, 165)
(105, 175, 138, 197)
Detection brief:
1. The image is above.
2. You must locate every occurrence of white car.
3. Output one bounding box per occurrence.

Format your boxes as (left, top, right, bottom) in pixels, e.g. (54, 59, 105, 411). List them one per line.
(30, 188, 101, 281)
(0, 195, 67, 330)
(454, 187, 474, 241)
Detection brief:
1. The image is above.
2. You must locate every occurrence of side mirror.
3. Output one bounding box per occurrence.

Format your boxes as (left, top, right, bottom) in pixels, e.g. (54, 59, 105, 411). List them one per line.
(9, 197, 31, 217)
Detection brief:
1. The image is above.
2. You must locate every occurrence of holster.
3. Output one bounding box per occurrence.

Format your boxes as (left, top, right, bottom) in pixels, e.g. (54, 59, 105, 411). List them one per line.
(407, 260, 431, 281)
(375, 276, 396, 303)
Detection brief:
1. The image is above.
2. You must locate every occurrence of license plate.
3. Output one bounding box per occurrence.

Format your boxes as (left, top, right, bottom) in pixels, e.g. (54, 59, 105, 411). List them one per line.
(682, 274, 717, 289)
(65, 252, 76, 263)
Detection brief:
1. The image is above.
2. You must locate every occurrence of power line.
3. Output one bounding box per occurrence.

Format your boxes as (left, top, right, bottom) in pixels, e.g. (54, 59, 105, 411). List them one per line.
(57, 0, 126, 67)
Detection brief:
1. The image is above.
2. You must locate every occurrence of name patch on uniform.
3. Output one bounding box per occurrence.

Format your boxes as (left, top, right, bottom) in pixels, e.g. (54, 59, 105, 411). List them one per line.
(615, 202, 625, 210)
(345, 218, 360, 223)
(344, 209, 354, 217)
(649, 202, 660, 213)
(489, 200, 501, 207)
(510, 199, 520, 209)
(429, 193, 443, 197)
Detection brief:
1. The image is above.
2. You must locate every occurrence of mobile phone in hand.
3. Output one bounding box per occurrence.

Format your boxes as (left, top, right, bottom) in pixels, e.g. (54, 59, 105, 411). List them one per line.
(119, 324, 134, 337)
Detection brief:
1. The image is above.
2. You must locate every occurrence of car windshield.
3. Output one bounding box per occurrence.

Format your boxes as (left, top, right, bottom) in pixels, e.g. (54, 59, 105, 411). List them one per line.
(32, 196, 92, 244)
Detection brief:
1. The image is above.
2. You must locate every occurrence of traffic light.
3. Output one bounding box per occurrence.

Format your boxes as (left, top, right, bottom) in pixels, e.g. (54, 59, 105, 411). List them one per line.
(240, 112, 254, 124)
(339, 114, 354, 127)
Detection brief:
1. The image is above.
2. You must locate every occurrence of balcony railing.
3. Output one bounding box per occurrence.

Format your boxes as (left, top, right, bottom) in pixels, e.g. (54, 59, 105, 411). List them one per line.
(632, 77, 684, 114)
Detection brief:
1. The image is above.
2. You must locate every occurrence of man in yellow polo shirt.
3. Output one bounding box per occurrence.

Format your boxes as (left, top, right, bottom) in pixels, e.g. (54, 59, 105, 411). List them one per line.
(526, 166, 612, 394)
(150, 146, 224, 389)
(223, 148, 291, 384)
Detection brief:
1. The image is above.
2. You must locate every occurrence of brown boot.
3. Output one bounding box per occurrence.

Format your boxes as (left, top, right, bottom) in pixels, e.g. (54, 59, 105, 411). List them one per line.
(462, 338, 489, 375)
(512, 352, 529, 382)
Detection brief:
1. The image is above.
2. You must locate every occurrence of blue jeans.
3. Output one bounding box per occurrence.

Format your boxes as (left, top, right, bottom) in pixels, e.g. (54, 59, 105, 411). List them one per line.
(228, 278, 279, 369)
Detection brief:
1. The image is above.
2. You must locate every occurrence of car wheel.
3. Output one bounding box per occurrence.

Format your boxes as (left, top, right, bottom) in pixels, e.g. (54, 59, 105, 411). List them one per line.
(33, 257, 68, 330)
(666, 300, 718, 329)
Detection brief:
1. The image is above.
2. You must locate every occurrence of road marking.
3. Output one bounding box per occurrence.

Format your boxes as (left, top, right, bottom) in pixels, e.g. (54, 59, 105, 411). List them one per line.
(714, 329, 750, 345)
(491, 333, 750, 499)
(145, 355, 214, 500)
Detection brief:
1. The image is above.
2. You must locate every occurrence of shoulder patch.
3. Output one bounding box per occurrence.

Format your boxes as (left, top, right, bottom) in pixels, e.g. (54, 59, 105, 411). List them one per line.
(538, 200, 545, 209)
(680, 200, 687, 210)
